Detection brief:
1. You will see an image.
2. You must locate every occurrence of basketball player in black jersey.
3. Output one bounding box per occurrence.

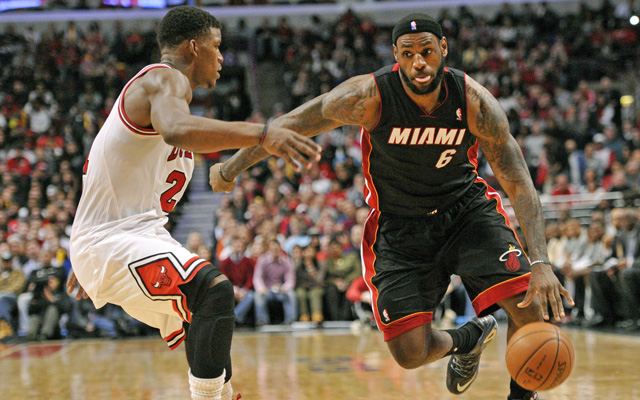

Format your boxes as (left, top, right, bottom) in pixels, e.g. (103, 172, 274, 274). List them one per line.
(211, 13, 573, 400)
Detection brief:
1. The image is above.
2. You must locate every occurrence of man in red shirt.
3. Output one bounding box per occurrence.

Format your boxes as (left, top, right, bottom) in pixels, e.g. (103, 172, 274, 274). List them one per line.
(218, 237, 255, 326)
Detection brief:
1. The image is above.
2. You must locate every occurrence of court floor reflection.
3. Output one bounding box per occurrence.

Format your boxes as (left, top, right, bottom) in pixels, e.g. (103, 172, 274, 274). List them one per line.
(0, 325, 638, 399)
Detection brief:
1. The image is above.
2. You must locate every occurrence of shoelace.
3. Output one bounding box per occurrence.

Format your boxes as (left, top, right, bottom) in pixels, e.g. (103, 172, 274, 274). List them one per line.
(450, 354, 478, 377)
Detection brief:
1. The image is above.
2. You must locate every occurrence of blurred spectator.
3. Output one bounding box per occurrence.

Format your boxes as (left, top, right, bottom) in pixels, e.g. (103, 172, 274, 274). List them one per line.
(253, 239, 296, 325)
(323, 239, 360, 321)
(0, 250, 25, 339)
(16, 248, 65, 337)
(588, 208, 638, 327)
(219, 237, 255, 326)
(26, 273, 70, 341)
(560, 221, 610, 323)
(294, 245, 325, 323)
(346, 275, 374, 330)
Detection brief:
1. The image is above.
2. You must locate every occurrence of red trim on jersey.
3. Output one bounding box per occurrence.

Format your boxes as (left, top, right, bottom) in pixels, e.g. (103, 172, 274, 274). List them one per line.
(392, 63, 400, 72)
(362, 208, 381, 325)
(164, 327, 186, 350)
(463, 72, 469, 121)
(177, 258, 211, 323)
(471, 273, 531, 316)
(360, 128, 380, 210)
(118, 64, 171, 136)
(382, 312, 433, 342)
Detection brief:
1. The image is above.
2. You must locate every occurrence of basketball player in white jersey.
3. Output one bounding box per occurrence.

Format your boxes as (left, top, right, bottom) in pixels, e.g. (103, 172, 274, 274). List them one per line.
(66, 6, 321, 400)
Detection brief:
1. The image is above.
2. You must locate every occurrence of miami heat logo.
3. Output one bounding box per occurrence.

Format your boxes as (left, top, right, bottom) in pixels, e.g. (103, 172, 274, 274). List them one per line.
(153, 266, 172, 288)
(410, 21, 417, 31)
(499, 244, 522, 272)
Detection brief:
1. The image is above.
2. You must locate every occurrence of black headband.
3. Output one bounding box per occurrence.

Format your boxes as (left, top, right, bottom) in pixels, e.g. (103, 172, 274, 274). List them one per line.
(392, 13, 443, 45)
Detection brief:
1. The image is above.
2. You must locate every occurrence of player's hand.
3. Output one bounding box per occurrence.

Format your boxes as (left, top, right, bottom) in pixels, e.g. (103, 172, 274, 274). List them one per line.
(518, 263, 574, 321)
(67, 271, 90, 300)
(261, 126, 322, 172)
(210, 163, 237, 193)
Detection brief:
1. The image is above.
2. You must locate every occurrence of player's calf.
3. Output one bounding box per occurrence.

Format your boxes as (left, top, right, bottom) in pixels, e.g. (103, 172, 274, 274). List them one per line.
(182, 274, 236, 399)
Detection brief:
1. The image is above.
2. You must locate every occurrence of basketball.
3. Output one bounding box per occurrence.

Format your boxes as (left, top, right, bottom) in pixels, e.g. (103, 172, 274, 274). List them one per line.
(505, 322, 575, 391)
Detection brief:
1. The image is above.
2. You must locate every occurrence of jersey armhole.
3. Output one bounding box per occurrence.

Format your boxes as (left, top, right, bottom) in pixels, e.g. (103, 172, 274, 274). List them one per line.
(118, 64, 172, 136)
(367, 73, 383, 132)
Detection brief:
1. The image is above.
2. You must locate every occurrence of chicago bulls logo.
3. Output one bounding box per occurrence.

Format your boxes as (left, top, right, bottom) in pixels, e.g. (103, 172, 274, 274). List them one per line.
(129, 252, 211, 323)
(153, 266, 172, 288)
(499, 244, 522, 272)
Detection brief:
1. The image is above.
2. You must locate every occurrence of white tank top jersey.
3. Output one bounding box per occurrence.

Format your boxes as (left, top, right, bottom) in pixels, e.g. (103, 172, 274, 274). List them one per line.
(71, 64, 194, 243)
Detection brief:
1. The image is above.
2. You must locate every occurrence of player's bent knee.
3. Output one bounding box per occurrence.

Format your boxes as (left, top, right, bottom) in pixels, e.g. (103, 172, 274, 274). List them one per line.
(392, 351, 428, 370)
(388, 333, 430, 369)
(192, 279, 235, 319)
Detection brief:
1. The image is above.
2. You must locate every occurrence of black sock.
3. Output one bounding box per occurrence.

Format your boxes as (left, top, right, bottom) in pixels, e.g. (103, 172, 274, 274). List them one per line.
(444, 321, 482, 356)
(509, 379, 531, 399)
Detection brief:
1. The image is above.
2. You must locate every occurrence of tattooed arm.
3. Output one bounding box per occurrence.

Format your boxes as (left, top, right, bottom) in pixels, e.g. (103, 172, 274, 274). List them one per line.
(465, 76, 573, 321)
(210, 74, 380, 192)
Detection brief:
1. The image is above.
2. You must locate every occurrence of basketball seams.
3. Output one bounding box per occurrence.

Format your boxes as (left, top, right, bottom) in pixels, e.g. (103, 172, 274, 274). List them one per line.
(506, 328, 558, 353)
(532, 327, 560, 391)
(513, 337, 556, 385)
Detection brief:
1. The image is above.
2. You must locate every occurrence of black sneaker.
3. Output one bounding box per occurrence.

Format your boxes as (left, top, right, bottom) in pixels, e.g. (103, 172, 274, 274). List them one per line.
(446, 315, 498, 394)
(508, 391, 538, 400)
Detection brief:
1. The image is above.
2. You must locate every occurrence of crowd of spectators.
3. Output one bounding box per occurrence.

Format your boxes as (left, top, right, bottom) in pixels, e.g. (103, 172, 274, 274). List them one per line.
(212, 1, 640, 329)
(1, 1, 640, 343)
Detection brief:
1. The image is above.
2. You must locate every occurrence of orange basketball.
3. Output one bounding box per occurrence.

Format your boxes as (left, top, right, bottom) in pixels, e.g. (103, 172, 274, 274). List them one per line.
(505, 322, 575, 391)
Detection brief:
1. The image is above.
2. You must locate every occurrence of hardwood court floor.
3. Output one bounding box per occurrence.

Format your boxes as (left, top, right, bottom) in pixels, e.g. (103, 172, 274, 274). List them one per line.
(0, 324, 638, 400)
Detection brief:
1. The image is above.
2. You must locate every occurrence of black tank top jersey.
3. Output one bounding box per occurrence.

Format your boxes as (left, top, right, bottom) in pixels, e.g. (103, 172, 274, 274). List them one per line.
(361, 64, 479, 216)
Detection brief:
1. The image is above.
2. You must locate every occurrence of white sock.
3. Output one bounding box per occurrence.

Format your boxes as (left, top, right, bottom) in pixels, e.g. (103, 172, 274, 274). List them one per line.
(221, 380, 234, 400)
(189, 369, 225, 400)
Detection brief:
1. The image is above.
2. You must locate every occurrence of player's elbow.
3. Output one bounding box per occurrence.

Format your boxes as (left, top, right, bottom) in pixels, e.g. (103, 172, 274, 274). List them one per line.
(157, 120, 188, 148)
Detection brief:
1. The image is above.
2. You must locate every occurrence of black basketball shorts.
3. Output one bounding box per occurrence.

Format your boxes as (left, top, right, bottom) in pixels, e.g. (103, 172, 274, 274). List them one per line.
(361, 181, 531, 341)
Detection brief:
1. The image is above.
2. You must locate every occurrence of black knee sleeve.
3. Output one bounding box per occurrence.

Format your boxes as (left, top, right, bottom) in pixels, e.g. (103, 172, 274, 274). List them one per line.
(184, 279, 236, 380)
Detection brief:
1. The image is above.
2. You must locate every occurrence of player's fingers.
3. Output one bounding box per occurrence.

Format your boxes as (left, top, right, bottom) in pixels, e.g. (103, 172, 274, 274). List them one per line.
(292, 136, 322, 161)
(67, 274, 77, 294)
(276, 149, 299, 172)
(539, 290, 549, 320)
(547, 289, 561, 321)
(291, 141, 321, 167)
(560, 286, 575, 306)
(517, 289, 534, 308)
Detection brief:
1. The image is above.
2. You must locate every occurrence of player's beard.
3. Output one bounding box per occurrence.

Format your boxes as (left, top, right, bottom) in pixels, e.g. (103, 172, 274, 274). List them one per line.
(400, 59, 445, 96)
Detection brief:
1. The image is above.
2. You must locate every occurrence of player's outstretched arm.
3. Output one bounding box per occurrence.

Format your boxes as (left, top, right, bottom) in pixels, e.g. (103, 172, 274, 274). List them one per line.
(211, 74, 380, 193)
(143, 68, 321, 168)
(465, 76, 574, 321)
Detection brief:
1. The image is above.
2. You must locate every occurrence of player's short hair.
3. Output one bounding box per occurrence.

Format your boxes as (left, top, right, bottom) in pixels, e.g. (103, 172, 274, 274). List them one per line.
(157, 6, 221, 50)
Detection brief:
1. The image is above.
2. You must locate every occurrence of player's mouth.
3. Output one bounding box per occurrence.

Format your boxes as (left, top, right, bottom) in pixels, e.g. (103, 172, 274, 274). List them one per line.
(415, 75, 431, 83)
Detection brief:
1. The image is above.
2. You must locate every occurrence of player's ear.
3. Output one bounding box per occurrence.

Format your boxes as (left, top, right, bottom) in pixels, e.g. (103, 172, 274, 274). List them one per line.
(189, 39, 198, 56)
(440, 36, 448, 58)
(393, 44, 398, 62)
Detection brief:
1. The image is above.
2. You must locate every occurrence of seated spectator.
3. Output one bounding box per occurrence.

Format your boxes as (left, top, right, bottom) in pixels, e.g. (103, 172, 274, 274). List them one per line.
(219, 237, 255, 326)
(253, 239, 296, 325)
(551, 173, 578, 196)
(17, 248, 66, 337)
(589, 208, 639, 327)
(0, 250, 25, 339)
(560, 221, 610, 323)
(346, 275, 375, 330)
(283, 214, 311, 254)
(26, 273, 70, 341)
(66, 298, 120, 339)
(294, 245, 325, 323)
(323, 238, 360, 321)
